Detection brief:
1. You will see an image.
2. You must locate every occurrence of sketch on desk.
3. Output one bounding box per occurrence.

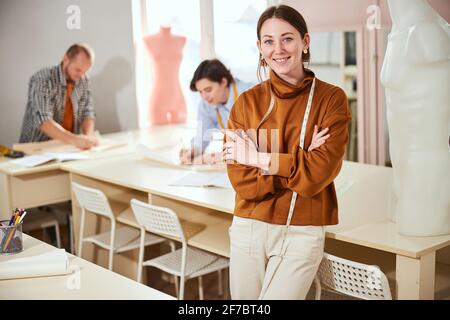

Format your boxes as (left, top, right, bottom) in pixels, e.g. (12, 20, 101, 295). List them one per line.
(13, 132, 127, 155)
(137, 142, 180, 165)
(11, 152, 90, 167)
(137, 143, 225, 172)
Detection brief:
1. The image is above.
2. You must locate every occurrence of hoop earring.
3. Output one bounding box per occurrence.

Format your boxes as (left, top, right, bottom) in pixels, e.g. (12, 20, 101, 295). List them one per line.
(303, 48, 308, 54)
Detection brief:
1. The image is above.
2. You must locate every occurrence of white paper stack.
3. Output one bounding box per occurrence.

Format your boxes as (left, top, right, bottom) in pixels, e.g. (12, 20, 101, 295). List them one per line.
(0, 248, 69, 280)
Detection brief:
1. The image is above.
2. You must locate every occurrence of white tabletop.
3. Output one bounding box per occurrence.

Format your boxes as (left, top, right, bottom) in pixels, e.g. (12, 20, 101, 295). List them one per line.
(60, 153, 450, 258)
(331, 221, 450, 258)
(61, 154, 236, 214)
(0, 234, 174, 300)
(0, 126, 188, 176)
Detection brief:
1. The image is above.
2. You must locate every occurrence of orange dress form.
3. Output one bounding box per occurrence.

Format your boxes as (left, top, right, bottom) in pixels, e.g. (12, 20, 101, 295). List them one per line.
(144, 26, 187, 125)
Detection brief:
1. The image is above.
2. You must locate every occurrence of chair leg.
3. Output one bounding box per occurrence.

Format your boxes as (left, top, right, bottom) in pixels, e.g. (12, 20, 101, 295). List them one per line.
(168, 241, 179, 296)
(137, 229, 145, 283)
(173, 275, 179, 298)
(78, 209, 85, 258)
(42, 227, 48, 243)
(108, 220, 116, 271)
(217, 270, 223, 296)
(225, 268, 230, 300)
(108, 248, 114, 271)
(68, 215, 75, 254)
(108, 238, 115, 271)
(314, 276, 322, 300)
(54, 223, 61, 248)
(179, 275, 185, 300)
(198, 276, 204, 300)
(172, 275, 179, 299)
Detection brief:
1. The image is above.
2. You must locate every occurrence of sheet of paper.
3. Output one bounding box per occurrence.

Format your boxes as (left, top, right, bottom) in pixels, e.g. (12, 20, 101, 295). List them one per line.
(45, 152, 90, 162)
(169, 172, 232, 189)
(208, 172, 233, 189)
(137, 143, 180, 166)
(90, 140, 128, 153)
(12, 131, 127, 155)
(11, 152, 90, 167)
(138, 143, 226, 172)
(11, 154, 55, 167)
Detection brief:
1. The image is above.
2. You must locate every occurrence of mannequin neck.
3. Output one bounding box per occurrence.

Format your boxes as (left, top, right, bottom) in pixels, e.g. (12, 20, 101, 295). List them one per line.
(160, 26, 171, 34)
(388, 0, 437, 31)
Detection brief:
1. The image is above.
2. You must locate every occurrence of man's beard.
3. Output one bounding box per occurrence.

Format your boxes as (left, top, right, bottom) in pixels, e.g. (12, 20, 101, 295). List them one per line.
(63, 65, 75, 83)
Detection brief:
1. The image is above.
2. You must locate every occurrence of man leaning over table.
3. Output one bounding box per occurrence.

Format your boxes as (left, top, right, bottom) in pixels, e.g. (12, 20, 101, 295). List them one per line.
(19, 43, 98, 150)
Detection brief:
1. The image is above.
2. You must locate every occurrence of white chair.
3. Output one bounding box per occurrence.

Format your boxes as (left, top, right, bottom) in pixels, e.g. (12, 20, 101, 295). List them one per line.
(130, 198, 229, 300)
(22, 209, 62, 248)
(71, 182, 167, 271)
(314, 253, 392, 300)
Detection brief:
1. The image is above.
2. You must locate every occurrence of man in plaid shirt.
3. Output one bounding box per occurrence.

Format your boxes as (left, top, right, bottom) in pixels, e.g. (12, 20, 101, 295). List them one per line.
(19, 43, 97, 150)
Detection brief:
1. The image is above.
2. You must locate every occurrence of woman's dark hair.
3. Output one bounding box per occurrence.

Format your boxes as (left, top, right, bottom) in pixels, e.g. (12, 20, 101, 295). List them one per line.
(190, 59, 234, 91)
(256, 5, 310, 81)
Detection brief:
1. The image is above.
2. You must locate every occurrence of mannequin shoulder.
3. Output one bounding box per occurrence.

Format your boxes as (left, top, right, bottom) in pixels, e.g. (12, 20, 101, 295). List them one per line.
(144, 34, 186, 52)
(168, 34, 186, 49)
(406, 21, 450, 64)
(175, 35, 186, 43)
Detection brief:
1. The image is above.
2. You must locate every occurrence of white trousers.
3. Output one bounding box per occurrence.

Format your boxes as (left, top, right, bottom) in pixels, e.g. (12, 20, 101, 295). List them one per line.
(229, 216, 325, 300)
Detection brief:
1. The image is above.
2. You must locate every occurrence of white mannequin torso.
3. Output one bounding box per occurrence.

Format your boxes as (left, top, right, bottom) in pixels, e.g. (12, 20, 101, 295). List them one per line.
(380, 0, 450, 236)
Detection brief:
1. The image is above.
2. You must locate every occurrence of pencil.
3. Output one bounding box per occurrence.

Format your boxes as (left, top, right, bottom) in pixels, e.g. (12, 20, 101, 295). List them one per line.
(2, 224, 18, 253)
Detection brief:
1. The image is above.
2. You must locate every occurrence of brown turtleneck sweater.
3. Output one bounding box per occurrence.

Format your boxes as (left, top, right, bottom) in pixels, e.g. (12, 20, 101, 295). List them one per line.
(226, 69, 351, 226)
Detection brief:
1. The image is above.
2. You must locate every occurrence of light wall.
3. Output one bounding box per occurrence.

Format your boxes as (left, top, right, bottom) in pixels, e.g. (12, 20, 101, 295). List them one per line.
(281, 0, 449, 165)
(281, 0, 449, 29)
(1, 0, 448, 150)
(0, 0, 138, 147)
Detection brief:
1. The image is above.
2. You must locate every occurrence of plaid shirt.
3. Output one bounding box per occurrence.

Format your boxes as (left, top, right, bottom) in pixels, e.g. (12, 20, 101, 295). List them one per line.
(19, 64, 95, 142)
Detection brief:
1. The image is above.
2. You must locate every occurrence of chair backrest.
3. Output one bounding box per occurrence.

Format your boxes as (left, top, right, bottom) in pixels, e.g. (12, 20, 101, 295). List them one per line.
(316, 253, 392, 300)
(71, 182, 114, 219)
(130, 199, 186, 243)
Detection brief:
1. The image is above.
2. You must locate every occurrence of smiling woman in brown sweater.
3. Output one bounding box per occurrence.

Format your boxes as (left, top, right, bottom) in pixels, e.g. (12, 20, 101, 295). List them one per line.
(223, 5, 351, 299)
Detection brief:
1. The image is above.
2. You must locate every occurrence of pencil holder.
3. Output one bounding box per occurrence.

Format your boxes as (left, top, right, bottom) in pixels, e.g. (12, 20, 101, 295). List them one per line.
(0, 220, 23, 255)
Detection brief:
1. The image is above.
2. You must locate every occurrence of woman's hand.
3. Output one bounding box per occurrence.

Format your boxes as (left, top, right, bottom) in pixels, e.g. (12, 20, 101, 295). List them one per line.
(179, 148, 195, 164)
(202, 152, 222, 165)
(222, 125, 330, 170)
(308, 125, 330, 152)
(222, 130, 269, 169)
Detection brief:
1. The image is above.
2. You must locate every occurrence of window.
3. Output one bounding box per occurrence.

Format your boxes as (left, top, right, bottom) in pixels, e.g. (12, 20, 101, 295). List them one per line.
(213, 0, 267, 84)
(309, 31, 342, 87)
(133, 0, 269, 129)
(133, 0, 202, 128)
